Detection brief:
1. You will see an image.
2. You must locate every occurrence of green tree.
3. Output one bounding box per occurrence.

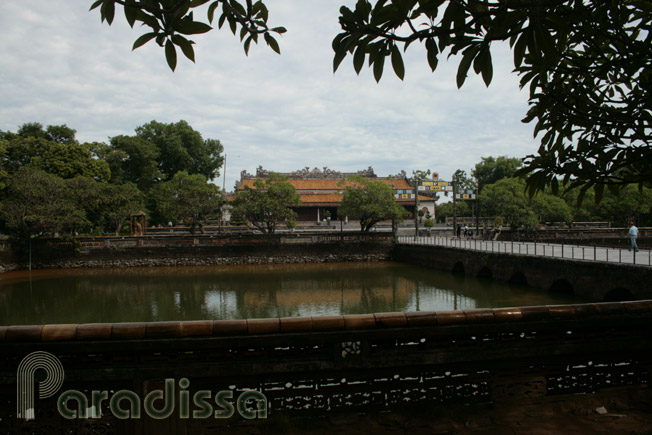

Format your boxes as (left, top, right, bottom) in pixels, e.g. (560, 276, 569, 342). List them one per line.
(106, 135, 163, 189)
(338, 176, 407, 232)
(594, 185, 652, 227)
(16, 122, 77, 144)
(134, 120, 224, 181)
(435, 201, 470, 224)
(66, 177, 143, 235)
(101, 182, 144, 235)
(0, 167, 88, 237)
(472, 156, 522, 193)
(231, 175, 301, 234)
(453, 169, 476, 192)
(1, 135, 110, 181)
(152, 171, 223, 234)
(479, 178, 537, 231)
(530, 193, 572, 226)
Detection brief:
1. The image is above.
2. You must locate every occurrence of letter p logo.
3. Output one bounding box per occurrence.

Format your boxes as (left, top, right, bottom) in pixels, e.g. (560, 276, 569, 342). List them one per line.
(17, 351, 65, 420)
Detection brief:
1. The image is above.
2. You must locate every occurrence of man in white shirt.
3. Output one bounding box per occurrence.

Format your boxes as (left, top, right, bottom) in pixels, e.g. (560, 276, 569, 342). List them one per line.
(629, 223, 639, 252)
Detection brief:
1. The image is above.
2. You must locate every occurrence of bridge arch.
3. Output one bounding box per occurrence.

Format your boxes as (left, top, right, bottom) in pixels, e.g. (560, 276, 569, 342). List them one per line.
(549, 279, 574, 296)
(477, 266, 492, 279)
(508, 271, 528, 286)
(452, 262, 465, 275)
(603, 287, 636, 302)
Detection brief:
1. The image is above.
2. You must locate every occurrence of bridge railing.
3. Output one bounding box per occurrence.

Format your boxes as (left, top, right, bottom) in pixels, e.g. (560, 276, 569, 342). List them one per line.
(1, 301, 652, 433)
(397, 235, 652, 267)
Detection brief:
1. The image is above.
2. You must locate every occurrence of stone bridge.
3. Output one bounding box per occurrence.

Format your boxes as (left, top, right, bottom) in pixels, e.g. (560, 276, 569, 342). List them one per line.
(393, 238, 652, 302)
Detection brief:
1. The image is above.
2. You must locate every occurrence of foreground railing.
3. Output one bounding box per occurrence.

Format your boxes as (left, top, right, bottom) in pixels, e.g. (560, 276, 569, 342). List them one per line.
(397, 235, 652, 266)
(1, 301, 651, 433)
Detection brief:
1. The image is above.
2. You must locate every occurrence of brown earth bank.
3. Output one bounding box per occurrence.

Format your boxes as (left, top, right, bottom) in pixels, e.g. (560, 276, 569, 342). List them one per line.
(220, 388, 652, 434)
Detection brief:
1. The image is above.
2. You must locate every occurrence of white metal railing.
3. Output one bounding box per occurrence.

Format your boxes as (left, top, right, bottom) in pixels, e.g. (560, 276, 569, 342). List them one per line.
(396, 236, 652, 267)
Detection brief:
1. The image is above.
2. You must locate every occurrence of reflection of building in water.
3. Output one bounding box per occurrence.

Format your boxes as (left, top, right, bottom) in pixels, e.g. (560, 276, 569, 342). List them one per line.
(240, 276, 415, 314)
(203, 290, 238, 318)
(405, 282, 477, 312)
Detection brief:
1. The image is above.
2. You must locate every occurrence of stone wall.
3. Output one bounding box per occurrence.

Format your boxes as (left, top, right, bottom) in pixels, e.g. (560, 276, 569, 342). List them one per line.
(0, 233, 394, 273)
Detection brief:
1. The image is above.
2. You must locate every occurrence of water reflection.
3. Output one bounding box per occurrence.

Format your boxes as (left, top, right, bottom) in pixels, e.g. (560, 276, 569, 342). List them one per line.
(0, 262, 588, 325)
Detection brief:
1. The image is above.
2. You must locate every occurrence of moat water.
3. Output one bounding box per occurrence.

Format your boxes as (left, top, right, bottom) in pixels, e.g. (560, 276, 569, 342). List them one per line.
(0, 262, 588, 325)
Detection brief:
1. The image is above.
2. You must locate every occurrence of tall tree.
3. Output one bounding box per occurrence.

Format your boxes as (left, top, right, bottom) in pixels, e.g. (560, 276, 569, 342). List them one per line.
(67, 176, 143, 235)
(1, 135, 110, 181)
(17, 122, 77, 144)
(472, 156, 522, 192)
(0, 167, 88, 237)
(479, 178, 538, 231)
(230, 175, 301, 234)
(135, 120, 224, 181)
(152, 171, 223, 234)
(339, 176, 407, 232)
(106, 135, 163, 189)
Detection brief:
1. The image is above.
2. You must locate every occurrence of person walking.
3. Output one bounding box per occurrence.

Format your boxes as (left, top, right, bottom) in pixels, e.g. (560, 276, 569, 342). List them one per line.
(629, 223, 639, 252)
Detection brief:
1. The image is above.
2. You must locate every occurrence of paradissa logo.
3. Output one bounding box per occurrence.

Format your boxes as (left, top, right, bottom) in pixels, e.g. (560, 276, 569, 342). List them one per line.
(17, 351, 267, 421)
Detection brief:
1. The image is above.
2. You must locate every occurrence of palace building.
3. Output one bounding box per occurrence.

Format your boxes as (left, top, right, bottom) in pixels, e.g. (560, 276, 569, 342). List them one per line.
(235, 166, 436, 222)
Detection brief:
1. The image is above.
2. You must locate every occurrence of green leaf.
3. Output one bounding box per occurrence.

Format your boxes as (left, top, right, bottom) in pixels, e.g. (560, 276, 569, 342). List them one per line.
(228, 15, 237, 35)
(172, 35, 195, 62)
(230, 0, 247, 16)
(208, 1, 219, 23)
(264, 33, 280, 54)
(124, 1, 137, 28)
(390, 44, 405, 80)
(333, 46, 348, 72)
(189, 0, 211, 6)
(136, 11, 160, 31)
(425, 39, 438, 71)
(90, 0, 103, 11)
(244, 35, 253, 55)
(456, 46, 476, 88)
(550, 177, 559, 195)
(177, 21, 212, 35)
(165, 39, 177, 71)
(373, 52, 385, 82)
(132, 32, 158, 51)
(594, 183, 604, 204)
(512, 31, 527, 68)
(271, 27, 287, 34)
(478, 47, 493, 87)
(353, 44, 366, 74)
(101, 0, 115, 25)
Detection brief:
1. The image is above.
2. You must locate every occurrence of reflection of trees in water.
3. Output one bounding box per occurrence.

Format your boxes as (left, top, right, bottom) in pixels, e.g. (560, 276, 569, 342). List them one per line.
(0, 262, 589, 325)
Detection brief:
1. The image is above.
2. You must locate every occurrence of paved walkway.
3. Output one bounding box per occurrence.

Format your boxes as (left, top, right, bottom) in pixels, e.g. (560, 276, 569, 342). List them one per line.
(397, 235, 652, 267)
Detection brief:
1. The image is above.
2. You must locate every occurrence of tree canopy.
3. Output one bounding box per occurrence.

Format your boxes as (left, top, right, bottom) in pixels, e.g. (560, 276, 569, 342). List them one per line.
(151, 171, 223, 234)
(92, 0, 652, 198)
(338, 176, 407, 231)
(230, 175, 301, 233)
(134, 120, 224, 181)
(472, 156, 521, 192)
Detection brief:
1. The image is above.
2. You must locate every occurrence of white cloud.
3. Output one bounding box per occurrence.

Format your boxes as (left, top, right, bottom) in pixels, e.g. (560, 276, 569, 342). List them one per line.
(0, 1, 538, 191)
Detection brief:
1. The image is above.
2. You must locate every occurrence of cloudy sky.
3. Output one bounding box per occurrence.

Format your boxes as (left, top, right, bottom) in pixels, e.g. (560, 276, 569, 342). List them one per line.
(1, 1, 538, 192)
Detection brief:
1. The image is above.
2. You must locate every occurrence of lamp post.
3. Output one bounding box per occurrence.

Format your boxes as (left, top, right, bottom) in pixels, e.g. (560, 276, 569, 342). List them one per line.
(452, 173, 457, 238)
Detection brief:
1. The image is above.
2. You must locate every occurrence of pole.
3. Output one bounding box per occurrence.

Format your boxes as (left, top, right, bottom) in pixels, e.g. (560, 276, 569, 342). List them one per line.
(222, 154, 227, 192)
(414, 179, 419, 237)
(475, 182, 479, 237)
(452, 174, 457, 238)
